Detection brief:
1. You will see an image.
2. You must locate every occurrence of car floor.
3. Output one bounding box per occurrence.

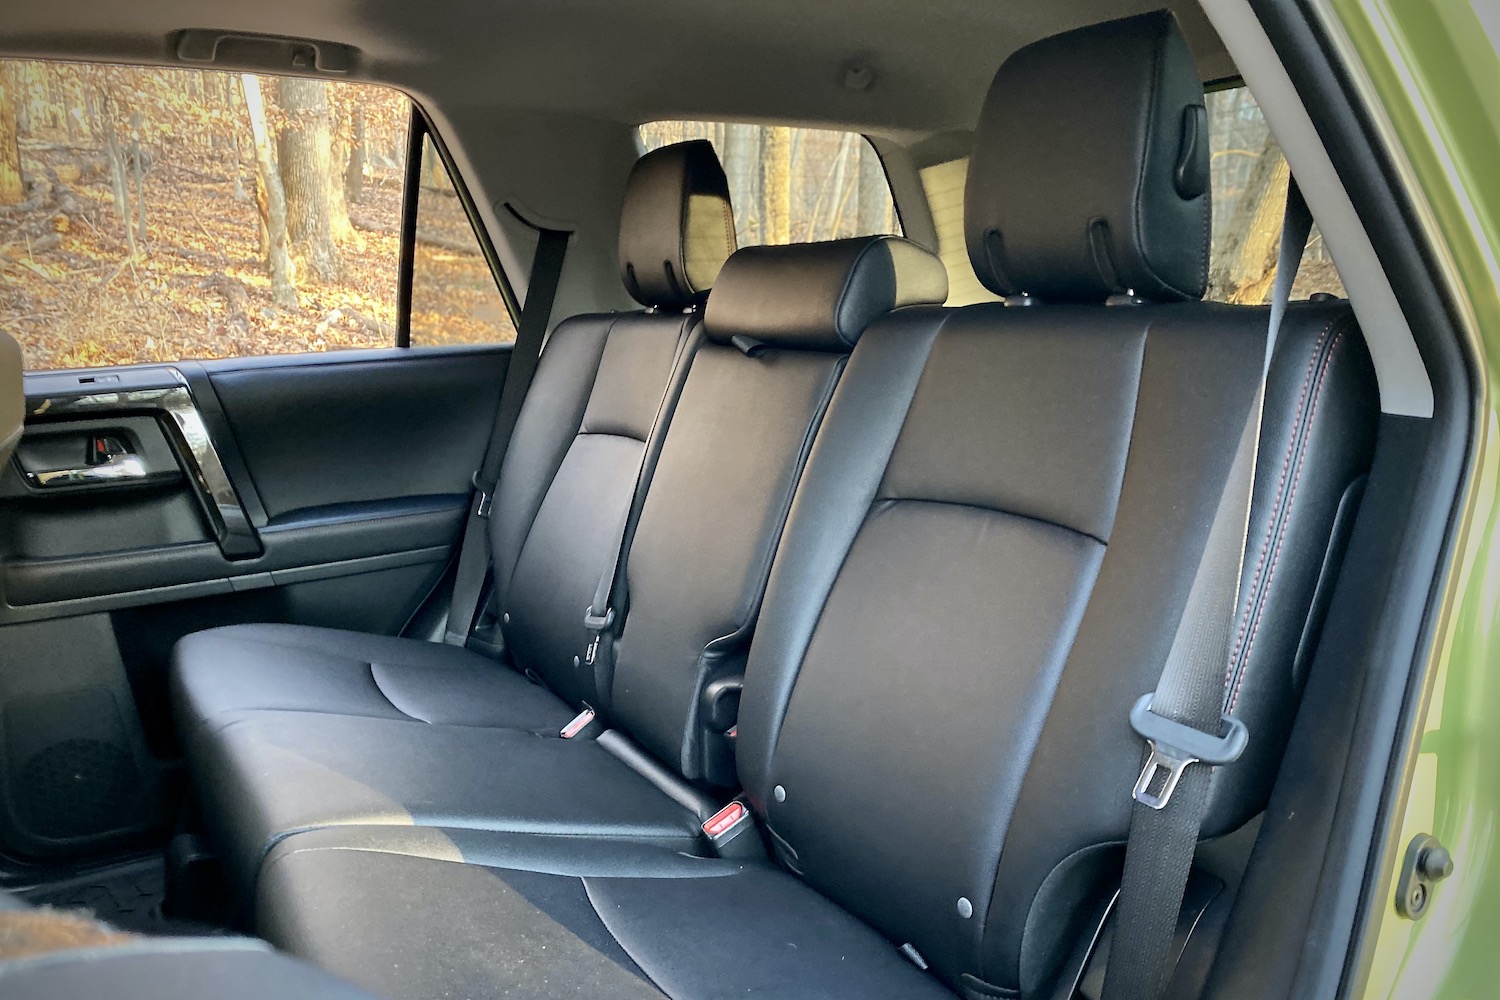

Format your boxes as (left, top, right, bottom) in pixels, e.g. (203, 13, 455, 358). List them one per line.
(11, 853, 228, 937)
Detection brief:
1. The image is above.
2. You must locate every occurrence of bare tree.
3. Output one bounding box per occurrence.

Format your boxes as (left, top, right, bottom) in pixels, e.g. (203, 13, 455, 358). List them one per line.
(129, 109, 148, 248)
(1209, 133, 1289, 304)
(344, 104, 365, 205)
(857, 142, 892, 236)
(242, 74, 298, 309)
(275, 77, 340, 282)
(0, 64, 26, 205)
(762, 125, 791, 245)
(723, 123, 763, 243)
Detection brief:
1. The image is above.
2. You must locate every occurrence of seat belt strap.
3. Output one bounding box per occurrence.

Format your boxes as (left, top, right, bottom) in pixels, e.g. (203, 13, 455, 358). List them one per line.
(582, 315, 703, 673)
(443, 226, 570, 647)
(1101, 180, 1313, 1000)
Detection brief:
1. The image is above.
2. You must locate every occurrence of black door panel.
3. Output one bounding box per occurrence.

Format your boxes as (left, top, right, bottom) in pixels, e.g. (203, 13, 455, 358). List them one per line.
(205, 348, 502, 520)
(0, 344, 508, 861)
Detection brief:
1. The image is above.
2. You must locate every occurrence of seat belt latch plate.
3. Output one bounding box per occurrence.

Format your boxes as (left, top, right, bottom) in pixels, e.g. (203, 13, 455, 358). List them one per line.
(560, 707, 597, 739)
(1128, 693, 1248, 810)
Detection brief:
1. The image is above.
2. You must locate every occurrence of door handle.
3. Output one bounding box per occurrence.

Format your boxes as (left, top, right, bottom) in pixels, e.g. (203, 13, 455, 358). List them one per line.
(25, 453, 149, 488)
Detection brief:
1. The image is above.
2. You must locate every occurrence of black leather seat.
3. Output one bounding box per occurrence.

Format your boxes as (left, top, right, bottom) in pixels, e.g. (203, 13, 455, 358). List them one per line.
(242, 13, 1377, 1000)
(175, 231, 949, 894)
(173, 138, 736, 746)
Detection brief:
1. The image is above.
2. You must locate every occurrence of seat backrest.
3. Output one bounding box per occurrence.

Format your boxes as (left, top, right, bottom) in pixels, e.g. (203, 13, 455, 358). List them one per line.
(0, 332, 21, 469)
(494, 140, 735, 707)
(605, 236, 949, 784)
(736, 11, 1377, 997)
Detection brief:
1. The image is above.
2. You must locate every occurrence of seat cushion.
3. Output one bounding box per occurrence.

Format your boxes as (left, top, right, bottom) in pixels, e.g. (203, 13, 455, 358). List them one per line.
(172, 624, 576, 739)
(192, 710, 704, 896)
(258, 827, 955, 1000)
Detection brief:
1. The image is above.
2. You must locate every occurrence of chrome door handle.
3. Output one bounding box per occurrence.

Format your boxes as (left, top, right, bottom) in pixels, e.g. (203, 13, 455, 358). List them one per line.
(25, 454, 149, 488)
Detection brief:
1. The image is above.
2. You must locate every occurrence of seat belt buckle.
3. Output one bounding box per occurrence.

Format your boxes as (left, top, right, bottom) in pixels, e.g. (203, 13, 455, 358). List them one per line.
(701, 798, 760, 858)
(582, 605, 615, 665)
(471, 472, 494, 519)
(1128, 694, 1249, 810)
(560, 706, 598, 739)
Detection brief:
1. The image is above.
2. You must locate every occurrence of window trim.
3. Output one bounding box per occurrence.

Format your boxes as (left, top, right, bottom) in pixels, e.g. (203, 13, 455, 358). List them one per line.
(397, 106, 522, 350)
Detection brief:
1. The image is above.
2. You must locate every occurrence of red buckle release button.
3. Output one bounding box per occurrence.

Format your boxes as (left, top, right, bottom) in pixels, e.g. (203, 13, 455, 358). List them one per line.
(560, 708, 596, 739)
(702, 800, 748, 839)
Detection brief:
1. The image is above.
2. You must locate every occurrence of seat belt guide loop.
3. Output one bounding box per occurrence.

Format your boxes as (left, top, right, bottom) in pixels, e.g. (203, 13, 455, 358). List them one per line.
(582, 605, 615, 665)
(471, 471, 496, 519)
(1128, 694, 1248, 810)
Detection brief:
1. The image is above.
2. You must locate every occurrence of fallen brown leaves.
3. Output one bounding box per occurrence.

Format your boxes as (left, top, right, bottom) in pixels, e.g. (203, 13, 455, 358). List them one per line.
(1, 133, 513, 372)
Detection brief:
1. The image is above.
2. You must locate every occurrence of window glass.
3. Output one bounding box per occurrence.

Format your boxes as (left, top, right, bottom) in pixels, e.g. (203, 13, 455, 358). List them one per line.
(919, 157, 1000, 306)
(916, 84, 1347, 306)
(637, 121, 899, 246)
(1207, 85, 1345, 302)
(409, 133, 516, 346)
(0, 60, 412, 370)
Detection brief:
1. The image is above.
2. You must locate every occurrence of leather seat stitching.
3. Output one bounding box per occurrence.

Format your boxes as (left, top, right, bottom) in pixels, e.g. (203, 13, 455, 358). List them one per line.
(1227, 322, 1347, 712)
(1224, 319, 1334, 694)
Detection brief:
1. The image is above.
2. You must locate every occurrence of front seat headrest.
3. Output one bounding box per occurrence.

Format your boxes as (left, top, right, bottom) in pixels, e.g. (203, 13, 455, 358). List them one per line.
(704, 235, 948, 351)
(964, 10, 1211, 304)
(619, 139, 737, 311)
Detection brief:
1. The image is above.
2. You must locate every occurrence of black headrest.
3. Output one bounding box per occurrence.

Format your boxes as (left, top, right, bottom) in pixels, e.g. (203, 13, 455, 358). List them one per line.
(965, 10, 1211, 304)
(619, 140, 737, 310)
(704, 236, 948, 351)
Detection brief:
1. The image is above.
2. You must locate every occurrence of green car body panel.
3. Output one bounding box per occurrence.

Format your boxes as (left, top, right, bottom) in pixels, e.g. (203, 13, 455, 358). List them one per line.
(1320, 0, 1500, 996)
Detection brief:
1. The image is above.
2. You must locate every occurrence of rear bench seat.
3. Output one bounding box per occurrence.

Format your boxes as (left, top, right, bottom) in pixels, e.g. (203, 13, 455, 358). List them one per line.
(174, 187, 950, 890)
(177, 11, 1378, 1000)
(173, 138, 733, 742)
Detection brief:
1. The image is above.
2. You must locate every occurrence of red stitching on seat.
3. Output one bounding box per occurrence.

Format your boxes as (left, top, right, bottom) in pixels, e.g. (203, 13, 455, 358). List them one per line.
(1227, 324, 1347, 713)
(1223, 322, 1333, 694)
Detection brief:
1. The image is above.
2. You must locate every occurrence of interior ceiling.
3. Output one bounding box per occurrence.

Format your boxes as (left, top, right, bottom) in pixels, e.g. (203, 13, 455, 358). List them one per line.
(0, 0, 1234, 139)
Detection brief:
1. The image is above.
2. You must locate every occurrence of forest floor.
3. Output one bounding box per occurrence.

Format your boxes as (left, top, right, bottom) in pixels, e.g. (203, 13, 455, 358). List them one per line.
(0, 137, 511, 371)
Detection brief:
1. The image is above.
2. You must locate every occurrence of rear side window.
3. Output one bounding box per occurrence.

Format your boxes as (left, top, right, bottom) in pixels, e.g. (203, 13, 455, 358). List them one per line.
(0, 60, 513, 371)
(637, 121, 900, 246)
(917, 84, 1347, 305)
(1205, 84, 1346, 302)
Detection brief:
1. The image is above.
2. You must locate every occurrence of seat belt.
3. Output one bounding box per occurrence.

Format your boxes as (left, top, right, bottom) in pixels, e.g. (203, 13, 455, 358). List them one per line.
(1100, 180, 1313, 1000)
(581, 314, 703, 675)
(443, 225, 571, 647)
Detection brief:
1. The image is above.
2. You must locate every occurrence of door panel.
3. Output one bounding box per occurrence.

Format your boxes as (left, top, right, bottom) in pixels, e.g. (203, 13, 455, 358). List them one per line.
(0, 344, 507, 860)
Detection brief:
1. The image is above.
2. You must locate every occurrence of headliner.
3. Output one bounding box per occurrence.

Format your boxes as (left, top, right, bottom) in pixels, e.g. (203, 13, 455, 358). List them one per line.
(0, 0, 1234, 141)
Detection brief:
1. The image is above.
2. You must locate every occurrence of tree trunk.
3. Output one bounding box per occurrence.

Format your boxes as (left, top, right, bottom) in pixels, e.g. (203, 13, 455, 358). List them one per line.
(344, 105, 365, 205)
(242, 75, 298, 309)
(762, 125, 791, 245)
(857, 141, 891, 236)
(1208, 133, 1289, 304)
(723, 124, 762, 244)
(0, 67, 26, 206)
(274, 77, 340, 282)
(129, 110, 148, 248)
(328, 106, 354, 242)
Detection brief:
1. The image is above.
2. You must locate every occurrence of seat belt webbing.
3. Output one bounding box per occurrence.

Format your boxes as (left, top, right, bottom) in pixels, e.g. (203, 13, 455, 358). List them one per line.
(1101, 180, 1313, 1000)
(443, 226, 571, 647)
(582, 316, 703, 673)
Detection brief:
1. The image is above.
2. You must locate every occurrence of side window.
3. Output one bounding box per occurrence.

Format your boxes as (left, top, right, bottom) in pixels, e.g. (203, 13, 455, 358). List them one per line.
(915, 84, 1348, 307)
(0, 59, 514, 371)
(408, 133, 516, 346)
(918, 157, 1000, 306)
(637, 121, 899, 245)
(1205, 84, 1345, 302)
